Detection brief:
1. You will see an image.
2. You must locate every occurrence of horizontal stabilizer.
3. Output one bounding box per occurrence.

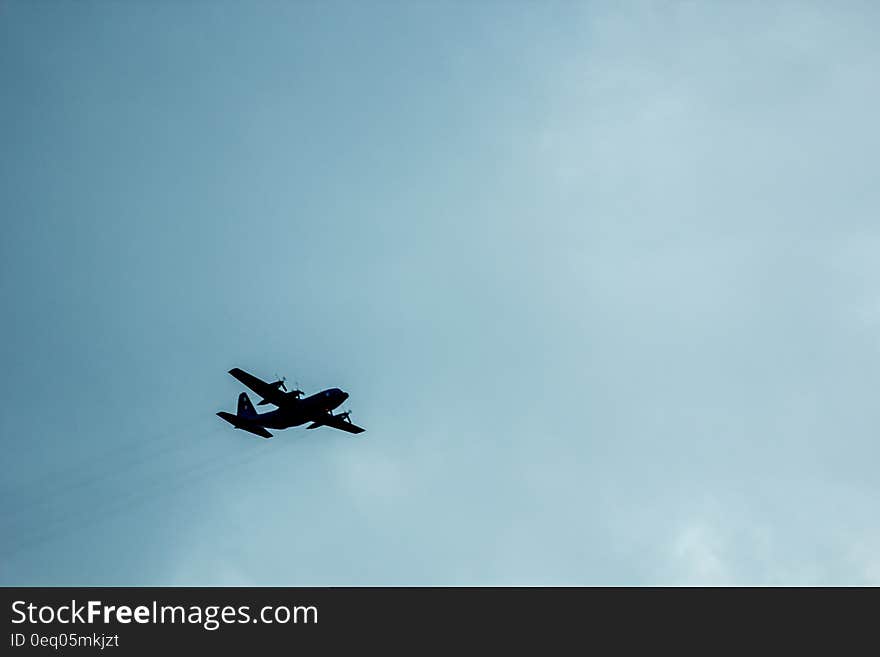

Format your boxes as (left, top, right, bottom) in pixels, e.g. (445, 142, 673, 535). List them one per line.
(216, 412, 273, 439)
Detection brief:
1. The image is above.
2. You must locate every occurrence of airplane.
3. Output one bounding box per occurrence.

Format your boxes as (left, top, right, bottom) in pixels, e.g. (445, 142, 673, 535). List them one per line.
(216, 367, 365, 439)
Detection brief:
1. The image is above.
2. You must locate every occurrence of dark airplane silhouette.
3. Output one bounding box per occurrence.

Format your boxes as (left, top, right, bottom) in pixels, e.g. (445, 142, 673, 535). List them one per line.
(217, 368, 365, 439)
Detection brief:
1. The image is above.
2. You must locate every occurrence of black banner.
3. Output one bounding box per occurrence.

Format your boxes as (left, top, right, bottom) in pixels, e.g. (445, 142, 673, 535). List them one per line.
(1, 587, 874, 653)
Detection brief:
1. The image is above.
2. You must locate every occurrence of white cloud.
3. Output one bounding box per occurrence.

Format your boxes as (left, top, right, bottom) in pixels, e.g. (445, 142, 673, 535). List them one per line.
(671, 523, 732, 586)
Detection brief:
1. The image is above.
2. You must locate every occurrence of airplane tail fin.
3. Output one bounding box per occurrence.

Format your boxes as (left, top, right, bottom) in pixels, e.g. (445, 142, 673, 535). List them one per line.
(237, 392, 257, 418)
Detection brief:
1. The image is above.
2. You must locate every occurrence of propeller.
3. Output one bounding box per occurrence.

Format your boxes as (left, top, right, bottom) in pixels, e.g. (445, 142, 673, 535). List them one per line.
(290, 377, 305, 399)
(337, 409, 352, 423)
(273, 374, 288, 392)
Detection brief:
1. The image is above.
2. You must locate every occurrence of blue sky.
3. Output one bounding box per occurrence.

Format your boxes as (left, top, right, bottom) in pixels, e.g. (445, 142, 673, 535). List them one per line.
(2, 1, 879, 585)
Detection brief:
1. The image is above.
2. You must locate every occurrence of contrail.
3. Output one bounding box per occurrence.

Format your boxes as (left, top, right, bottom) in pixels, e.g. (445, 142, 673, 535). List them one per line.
(1, 417, 215, 527)
(4, 415, 204, 498)
(0, 433, 280, 558)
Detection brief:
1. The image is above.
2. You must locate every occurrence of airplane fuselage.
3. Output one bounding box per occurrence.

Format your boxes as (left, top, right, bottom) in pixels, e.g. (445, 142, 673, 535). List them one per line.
(252, 388, 348, 430)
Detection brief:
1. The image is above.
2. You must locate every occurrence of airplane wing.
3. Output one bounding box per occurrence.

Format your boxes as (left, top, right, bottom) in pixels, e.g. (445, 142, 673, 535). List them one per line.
(216, 411, 274, 439)
(227, 368, 287, 407)
(307, 413, 366, 435)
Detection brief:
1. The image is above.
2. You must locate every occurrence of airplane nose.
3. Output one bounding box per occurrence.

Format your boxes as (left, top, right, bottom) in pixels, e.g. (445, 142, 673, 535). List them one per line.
(341, 391, 349, 401)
